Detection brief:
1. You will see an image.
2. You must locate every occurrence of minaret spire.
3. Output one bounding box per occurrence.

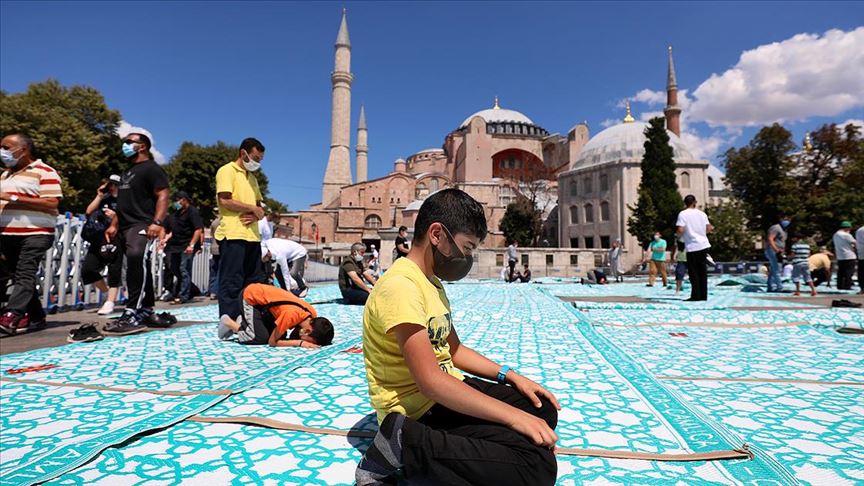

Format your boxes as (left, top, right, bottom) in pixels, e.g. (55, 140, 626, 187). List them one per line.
(356, 105, 368, 183)
(623, 100, 635, 123)
(663, 45, 682, 136)
(322, 9, 354, 205)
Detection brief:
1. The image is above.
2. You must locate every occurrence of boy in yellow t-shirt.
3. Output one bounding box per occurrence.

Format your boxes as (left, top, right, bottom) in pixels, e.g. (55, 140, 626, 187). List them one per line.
(357, 189, 561, 486)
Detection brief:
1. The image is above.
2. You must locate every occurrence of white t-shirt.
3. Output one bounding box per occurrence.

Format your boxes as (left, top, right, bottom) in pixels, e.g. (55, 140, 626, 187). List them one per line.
(258, 219, 273, 241)
(857, 227, 864, 260)
(676, 208, 711, 253)
(263, 238, 307, 263)
(833, 230, 857, 261)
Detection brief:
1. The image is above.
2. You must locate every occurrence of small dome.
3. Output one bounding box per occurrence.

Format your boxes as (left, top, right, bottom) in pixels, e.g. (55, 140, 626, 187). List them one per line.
(574, 121, 697, 169)
(404, 199, 424, 211)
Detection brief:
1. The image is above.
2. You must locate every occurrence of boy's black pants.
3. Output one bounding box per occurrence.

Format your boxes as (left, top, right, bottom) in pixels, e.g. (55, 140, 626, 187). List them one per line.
(399, 377, 558, 486)
(687, 248, 710, 301)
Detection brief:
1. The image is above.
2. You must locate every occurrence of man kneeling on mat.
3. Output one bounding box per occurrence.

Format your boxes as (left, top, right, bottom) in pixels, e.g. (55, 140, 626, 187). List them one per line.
(357, 189, 561, 486)
(218, 283, 333, 348)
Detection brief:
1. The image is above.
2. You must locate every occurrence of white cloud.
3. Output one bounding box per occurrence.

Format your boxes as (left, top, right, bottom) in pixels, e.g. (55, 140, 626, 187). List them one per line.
(117, 120, 167, 164)
(689, 28, 864, 127)
(840, 118, 863, 129)
(618, 89, 666, 108)
(599, 118, 619, 128)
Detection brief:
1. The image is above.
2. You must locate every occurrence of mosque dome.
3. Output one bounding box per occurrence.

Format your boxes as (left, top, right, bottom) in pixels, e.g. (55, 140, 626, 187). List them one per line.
(574, 120, 697, 169)
(458, 97, 546, 136)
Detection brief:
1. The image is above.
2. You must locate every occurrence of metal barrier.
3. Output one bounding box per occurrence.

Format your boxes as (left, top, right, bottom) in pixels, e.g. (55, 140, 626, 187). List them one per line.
(7, 214, 339, 313)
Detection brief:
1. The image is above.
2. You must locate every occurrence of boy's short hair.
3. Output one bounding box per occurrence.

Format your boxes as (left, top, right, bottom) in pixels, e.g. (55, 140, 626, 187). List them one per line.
(398, 225, 408, 233)
(309, 317, 334, 346)
(683, 195, 697, 206)
(414, 188, 487, 243)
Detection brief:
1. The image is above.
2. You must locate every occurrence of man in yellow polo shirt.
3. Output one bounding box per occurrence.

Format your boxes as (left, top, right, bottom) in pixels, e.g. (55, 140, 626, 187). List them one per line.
(357, 189, 561, 486)
(215, 137, 266, 321)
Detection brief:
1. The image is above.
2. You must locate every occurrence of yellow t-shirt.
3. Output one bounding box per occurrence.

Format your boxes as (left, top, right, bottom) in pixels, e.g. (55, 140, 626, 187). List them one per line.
(363, 257, 464, 423)
(808, 253, 830, 271)
(214, 161, 262, 242)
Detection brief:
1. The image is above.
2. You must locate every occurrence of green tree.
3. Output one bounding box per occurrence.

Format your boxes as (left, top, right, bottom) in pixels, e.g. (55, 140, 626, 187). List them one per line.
(722, 123, 796, 233)
(0, 80, 126, 211)
(166, 141, 287, 222)
(627, 117, 683, 249)
(704, 201, 758, 261)
(499, 197, 537, 247)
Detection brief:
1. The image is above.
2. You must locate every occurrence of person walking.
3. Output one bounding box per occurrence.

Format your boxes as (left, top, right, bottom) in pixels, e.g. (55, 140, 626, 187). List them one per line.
(833, 221, 857, 290)
(506, 240, 519, 282)
(608, 239, 624, 283)
(676, 195, 712, 301)
(0, 134, 63, 335)
(671, 237, 688, 295)
(104, 133, 171, 334)
(163, 191, 204, 304)
(857, 225, 864, 294)
(764, 214, 790, 293)
(215, 138, 267, 321)
(645, 232, 668, 288)
(80, 175, 123, 315)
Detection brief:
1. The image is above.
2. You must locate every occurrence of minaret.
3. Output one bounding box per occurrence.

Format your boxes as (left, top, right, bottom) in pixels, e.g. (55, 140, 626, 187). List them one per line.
(623, 100, 635, 123)
(664, 45, 682, 136)
(356, 105, 368, 182)
(322, 9, 353, 205)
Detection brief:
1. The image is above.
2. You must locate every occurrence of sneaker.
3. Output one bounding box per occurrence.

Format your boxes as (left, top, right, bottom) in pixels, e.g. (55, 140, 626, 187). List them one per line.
(0, 311, 27, 335)
(103, 311, 148, 335)
(26, 314, 47, 331)
(144, 311, 176, 328)
(68, 323, 104, 343)
(97, 301, 115, 315)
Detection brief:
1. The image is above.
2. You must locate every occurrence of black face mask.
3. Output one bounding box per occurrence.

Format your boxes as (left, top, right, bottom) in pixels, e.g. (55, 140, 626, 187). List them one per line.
(432, 224, 473, 282)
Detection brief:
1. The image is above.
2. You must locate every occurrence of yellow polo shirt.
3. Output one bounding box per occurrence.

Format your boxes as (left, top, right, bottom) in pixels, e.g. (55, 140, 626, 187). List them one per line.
(808, 253, 831, 271)
(363, 257, 464, 423)
(215, 161, 262, 242)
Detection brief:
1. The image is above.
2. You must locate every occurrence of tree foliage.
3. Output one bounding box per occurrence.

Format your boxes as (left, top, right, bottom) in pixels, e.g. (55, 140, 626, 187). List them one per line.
(0, 80, 126, 211)
(705, 201, 758, 261)
(627, 117, 683, 249)
(499, 197, 538, 247)
(166, 141, 287, 222)
(724, 122, 863, 245)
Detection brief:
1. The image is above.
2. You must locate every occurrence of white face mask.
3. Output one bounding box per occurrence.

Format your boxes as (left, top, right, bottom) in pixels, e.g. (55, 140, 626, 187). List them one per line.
(243, 152, 261, 172)
(0, 147, 22, 168)
(353, 254, 364, 262)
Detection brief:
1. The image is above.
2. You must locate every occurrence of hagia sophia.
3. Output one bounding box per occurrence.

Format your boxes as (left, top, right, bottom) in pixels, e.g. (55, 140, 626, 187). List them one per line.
(281, 11, 727, 273)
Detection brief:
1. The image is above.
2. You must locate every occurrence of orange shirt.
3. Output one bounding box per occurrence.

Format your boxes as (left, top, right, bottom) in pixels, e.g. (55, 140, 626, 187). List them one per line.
(242, 284, 316, 338)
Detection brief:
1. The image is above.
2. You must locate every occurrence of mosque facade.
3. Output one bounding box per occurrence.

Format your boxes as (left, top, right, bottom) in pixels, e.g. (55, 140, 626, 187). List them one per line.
(282, 11, 726, 272)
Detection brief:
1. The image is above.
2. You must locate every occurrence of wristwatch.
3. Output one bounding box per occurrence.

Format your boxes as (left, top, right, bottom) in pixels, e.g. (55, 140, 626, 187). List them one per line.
(151, 219, 163, 226)
(497, 365, 512, 384)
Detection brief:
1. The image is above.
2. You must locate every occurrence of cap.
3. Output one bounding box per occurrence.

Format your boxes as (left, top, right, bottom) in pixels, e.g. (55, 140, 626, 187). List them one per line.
(174, 190, 191, 201)
(108, 174, 121, 184)
(840, 221, 852, 228)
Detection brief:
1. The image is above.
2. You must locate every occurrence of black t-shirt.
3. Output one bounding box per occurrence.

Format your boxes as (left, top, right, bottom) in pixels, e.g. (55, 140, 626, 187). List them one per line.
(99, 195, 118, 212)
(165, 206, 204, 252)
(395, 235, 409, 258)
(339, 259, 364, 292)
(117, 160, 169, 229)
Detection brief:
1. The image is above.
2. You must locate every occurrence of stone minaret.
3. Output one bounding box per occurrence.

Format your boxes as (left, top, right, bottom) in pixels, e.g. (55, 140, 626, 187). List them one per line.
(664, 45, 682, 136)
(356, 105, 368, 182)
(322, 9, 353, 205)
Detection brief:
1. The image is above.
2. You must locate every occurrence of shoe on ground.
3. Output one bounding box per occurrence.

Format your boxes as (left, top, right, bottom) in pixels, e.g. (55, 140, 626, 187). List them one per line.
(144, 311, 177, 328)
(68, 323, 104, 343)
(832, 299, 862, 308)
(97, 300, 115, 315)
(103, 311, 148, 335)
(0, 311, 28, 335)
(298, 287, 309, 299)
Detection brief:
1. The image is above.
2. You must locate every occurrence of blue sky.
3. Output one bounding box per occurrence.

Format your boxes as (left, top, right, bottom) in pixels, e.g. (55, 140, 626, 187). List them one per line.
(2, 1, 862, 210)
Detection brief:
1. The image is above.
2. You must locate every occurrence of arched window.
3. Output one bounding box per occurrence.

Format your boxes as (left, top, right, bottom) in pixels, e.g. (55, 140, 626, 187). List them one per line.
(708, 176, 715, 190)
(430, 178, 439, 191)
(584, 203, 594, 223)
(681, 171, 691, 188)
(583, 177, 593, 194)
(364, 214, 382, 228)
(569, 180, 578, 197)
(415, 182, 428, 199)
(569, 206, 579, 224)
(600, 201, 610, 221)
(599, 174, 609, 192)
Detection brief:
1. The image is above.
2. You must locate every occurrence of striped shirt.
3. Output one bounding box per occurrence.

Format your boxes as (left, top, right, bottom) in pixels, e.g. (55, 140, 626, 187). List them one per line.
(790, 241, 811, 264)
(0, 159, 63, 236)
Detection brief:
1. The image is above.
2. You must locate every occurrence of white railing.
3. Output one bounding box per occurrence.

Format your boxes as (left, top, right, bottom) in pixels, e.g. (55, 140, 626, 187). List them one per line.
(8, 214, 338, 313)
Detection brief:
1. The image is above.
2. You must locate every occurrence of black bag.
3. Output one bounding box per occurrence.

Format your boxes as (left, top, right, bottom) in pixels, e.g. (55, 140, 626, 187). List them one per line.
(81, 212, 111, 245)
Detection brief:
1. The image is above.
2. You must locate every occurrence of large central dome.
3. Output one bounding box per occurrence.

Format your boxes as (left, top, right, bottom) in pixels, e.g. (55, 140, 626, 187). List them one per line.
(574, 121, 697, 169)
(459, 97, 536, 128)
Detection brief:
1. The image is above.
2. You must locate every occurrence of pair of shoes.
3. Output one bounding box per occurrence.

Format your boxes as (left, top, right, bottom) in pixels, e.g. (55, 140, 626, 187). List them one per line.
(832, 299, 862, 308)
(68, 323, 104, 343)
(103, 311, 148, 335)
(97, 300, 115, 315)
(0, 311, 27, 335)
(145, 311, 177, 328)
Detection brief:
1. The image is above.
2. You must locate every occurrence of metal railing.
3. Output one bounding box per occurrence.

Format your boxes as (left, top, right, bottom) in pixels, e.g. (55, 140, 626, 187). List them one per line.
(3, 214, 338, 314)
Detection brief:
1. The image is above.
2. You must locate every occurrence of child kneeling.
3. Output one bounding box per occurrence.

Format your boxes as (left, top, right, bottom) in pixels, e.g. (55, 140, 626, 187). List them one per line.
(218, 283, 334, 348)
(357, 189, 560, 486)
